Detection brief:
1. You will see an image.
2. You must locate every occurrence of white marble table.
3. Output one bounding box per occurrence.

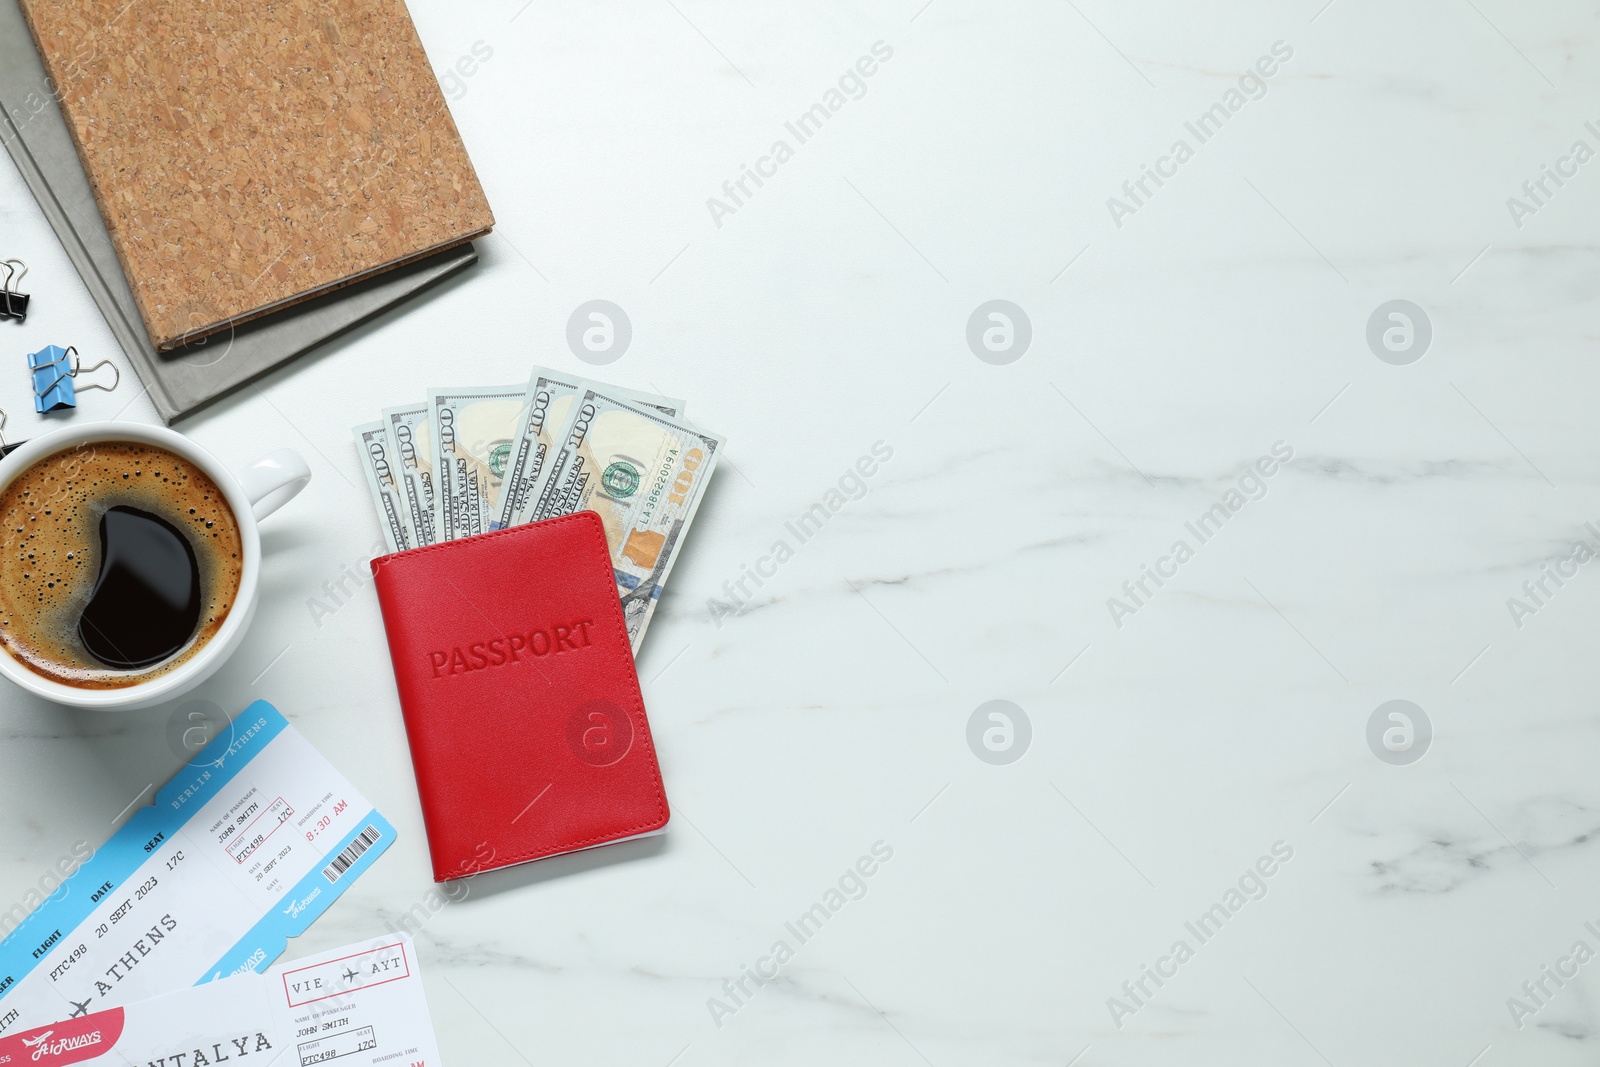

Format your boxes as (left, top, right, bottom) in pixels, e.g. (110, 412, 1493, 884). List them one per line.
(3, 1, 1599, 1062)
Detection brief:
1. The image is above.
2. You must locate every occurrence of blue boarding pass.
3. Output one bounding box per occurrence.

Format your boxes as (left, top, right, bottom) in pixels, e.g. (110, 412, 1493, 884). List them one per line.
(0, 700, 395, 1036)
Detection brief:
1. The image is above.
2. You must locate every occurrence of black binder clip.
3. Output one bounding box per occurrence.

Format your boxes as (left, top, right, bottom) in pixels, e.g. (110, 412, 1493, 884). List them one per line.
(0, 409, 20, 458)
(1, 260, 29, 324)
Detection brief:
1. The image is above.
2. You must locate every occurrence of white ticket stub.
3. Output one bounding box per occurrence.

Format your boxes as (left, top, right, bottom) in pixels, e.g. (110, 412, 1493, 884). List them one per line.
(0, 934, 441, 1067)
(0, 701, 395, 1036)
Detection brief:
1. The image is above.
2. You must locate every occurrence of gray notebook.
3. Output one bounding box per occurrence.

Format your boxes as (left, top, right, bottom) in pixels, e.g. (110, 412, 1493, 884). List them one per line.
(0, 0, 475, 422)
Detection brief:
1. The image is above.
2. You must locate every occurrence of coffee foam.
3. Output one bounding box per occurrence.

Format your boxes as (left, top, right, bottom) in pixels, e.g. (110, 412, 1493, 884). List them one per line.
(0, 442, 243, 688)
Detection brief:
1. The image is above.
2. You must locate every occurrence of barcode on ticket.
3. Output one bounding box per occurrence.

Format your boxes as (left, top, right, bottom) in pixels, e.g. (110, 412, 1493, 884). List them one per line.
(323, 825, 381, 882)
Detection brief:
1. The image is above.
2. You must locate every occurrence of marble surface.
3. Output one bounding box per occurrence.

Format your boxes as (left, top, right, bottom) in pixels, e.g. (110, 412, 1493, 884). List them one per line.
(3, 0, 1600, 1062)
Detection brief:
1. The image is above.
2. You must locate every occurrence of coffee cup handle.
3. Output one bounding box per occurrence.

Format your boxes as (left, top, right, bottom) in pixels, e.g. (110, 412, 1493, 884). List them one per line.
(235, 449, 312, 522)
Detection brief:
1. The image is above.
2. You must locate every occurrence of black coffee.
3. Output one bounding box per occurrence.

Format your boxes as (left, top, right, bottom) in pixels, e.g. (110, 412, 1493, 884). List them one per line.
(78, 506, 202, 668)
(0, 442, 242, 688)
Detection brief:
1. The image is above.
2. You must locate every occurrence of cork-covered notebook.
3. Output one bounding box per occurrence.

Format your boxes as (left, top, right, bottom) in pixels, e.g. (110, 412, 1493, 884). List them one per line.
(19, 0, 494, 351)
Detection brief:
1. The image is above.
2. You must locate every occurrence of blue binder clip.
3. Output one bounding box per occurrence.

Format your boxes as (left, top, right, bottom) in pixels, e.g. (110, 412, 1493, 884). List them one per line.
(28, 345, 118, 412)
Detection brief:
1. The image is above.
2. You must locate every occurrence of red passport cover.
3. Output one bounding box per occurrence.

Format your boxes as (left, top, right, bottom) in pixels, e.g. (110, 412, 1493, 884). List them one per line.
(370, 511, 669, 881)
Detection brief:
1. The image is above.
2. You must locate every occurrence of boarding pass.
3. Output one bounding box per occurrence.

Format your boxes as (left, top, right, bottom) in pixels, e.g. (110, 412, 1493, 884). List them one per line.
(0, 702, 395, 1035)
(0, 933, 440, 1067)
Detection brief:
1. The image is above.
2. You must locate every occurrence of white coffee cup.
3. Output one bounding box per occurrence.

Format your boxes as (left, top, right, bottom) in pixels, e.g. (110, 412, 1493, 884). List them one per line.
(0, 422, 310, 710)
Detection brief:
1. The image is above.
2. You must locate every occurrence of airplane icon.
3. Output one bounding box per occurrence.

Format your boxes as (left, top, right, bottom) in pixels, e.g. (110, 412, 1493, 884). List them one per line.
(68, 998, 91, 1018)
(21, 1032, 51, 1048)
(342, 968, 359, 983)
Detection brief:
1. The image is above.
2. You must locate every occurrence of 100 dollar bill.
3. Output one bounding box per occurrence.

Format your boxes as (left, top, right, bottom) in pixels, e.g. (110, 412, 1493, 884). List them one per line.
(353, 422, 412, 552)
(492, 369, 684, 530)
(382, 403, 438, 547)
(431, 385, 529, 541)
(528, 386, 722, 649)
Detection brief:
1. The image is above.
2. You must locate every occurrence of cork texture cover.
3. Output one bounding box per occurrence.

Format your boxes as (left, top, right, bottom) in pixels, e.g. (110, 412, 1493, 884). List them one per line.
(20, 0, 494, 350)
